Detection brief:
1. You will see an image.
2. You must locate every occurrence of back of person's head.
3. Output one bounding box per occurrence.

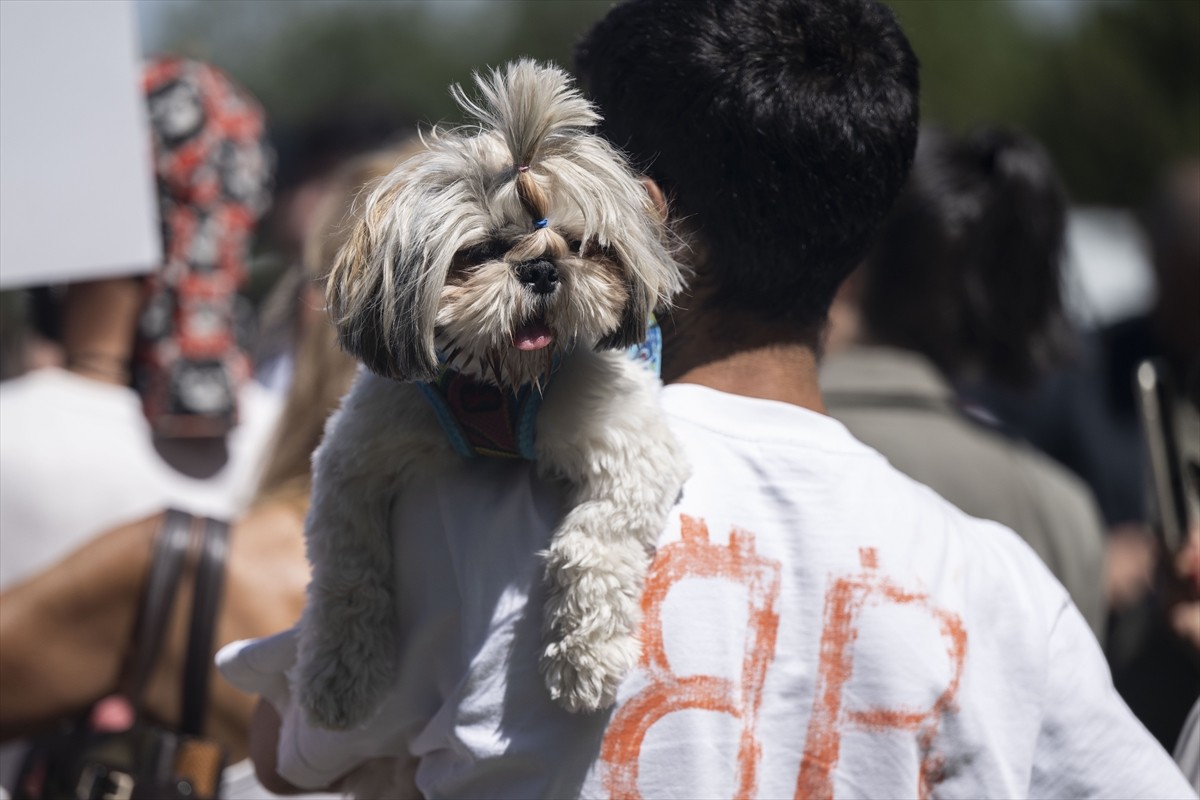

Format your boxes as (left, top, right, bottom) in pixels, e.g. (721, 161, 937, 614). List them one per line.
(574, 0, 919, 339)
(861, 126, 1070, 387)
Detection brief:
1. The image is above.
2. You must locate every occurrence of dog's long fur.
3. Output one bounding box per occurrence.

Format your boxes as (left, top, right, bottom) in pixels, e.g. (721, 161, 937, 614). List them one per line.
(296, 61, 690, 730)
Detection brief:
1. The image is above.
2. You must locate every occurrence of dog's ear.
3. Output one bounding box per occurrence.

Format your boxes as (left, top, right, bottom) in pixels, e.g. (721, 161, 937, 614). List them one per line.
(597, 281, 653, 351)
(325, 218, 439, 383)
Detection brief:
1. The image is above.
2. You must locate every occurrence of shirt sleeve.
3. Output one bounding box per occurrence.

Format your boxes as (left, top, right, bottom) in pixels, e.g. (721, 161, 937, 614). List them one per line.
(1029, 599, 1198, 799)
(216, 629, 406, 791)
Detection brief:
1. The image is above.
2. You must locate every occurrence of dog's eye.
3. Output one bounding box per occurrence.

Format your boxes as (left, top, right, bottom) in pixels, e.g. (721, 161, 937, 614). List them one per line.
(460, 240, 507, 264)
(568, 239, 583, 254)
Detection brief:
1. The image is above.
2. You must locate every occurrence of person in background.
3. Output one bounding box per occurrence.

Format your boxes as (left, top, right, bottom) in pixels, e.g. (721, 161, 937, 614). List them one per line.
(963, 158, 1200, 749)
(821, 125, 1109, 640)
(977, 160, 1200, 531)
(0, 58, 280, 594)
(238, 1, 1193, 797)
(0, 143, 416, 798)
(254, 110, 413, 394)
(0, 288, 66, 382)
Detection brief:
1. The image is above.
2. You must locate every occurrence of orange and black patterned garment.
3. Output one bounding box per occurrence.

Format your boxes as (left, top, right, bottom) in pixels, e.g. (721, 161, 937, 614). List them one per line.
(136, 58, 273, 438)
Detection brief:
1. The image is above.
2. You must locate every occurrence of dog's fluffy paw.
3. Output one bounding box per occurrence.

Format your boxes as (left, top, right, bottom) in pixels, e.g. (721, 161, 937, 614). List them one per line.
(296, 598, 398, 731)
(298, 653, 375, 731)
(539, 534, 648, 713)
(540, 631, 639, 713)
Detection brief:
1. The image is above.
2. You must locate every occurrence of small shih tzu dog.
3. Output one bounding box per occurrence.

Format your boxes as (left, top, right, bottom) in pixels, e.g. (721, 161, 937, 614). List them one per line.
(297, 60, 690, 729)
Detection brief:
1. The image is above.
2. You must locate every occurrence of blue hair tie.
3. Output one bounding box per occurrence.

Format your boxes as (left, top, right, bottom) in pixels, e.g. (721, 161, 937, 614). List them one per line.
(533, 218, 548, 230)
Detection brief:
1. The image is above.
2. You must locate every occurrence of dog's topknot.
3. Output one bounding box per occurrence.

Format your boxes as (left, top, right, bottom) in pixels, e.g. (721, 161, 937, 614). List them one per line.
(452, 60, 600, 225)
(452, 59, 599, 173)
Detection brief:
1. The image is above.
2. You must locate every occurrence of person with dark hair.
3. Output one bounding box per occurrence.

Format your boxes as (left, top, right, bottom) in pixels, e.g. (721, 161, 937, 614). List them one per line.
(857, 126, 1071, 387)
(953, 157, 1200, 751)
(1000, 159, 1200, 531)
(239, 1, 1193, 797)
(821, 126, 1109, 638)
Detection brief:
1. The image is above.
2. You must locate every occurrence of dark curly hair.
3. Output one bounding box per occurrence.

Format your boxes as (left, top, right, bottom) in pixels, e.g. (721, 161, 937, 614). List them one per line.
(575, 0, 920, 339)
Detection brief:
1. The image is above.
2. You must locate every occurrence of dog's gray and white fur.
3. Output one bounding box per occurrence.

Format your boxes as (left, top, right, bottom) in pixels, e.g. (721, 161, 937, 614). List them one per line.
(297, 60, 690, 730)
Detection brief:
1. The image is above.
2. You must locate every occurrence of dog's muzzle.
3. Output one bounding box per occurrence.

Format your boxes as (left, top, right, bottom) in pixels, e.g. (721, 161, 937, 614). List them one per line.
(515, 259, 559, 295)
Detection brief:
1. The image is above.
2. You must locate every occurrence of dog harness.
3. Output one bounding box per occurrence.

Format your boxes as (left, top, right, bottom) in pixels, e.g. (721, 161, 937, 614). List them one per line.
(417, 317, 662, 460)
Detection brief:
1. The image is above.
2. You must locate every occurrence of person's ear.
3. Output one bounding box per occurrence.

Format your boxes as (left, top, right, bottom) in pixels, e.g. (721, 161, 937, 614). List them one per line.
(640, 176, 668, 222)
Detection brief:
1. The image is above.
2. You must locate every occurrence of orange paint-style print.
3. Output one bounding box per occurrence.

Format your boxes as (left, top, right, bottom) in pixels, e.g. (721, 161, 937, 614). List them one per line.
(601, 515, 782, 800)
(859, 547, 878, 569)
(795, 549, 968, 800)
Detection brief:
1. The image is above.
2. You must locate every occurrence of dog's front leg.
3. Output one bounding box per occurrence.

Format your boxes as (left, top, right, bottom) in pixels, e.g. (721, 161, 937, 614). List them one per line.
(296, 372, 445, 730)
(535, 352, 689, 712)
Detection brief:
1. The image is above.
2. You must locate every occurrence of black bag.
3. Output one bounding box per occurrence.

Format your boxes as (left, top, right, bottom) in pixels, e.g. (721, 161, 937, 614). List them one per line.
(15, 510, 231, 800)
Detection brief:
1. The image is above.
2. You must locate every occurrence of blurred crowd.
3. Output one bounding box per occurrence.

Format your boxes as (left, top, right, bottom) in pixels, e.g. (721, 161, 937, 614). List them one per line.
(0, 2, 1197, 798)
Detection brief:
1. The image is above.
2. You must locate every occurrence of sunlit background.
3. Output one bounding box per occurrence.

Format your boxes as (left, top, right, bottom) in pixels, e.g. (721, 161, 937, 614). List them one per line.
(2, 0, 1198, 364)
(134, 0, 1198, 325)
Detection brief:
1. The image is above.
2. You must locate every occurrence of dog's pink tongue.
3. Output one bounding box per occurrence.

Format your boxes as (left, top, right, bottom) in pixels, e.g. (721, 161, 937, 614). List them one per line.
(514, 321, 554, 351)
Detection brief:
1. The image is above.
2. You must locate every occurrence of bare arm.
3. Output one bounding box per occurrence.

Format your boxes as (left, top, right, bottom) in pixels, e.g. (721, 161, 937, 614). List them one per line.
(1, 502, 312, 762)
(0, 514, 159, 741)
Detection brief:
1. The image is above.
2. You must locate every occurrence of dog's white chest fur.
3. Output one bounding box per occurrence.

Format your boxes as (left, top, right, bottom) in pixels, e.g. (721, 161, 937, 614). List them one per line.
(298, 349, 688, 727)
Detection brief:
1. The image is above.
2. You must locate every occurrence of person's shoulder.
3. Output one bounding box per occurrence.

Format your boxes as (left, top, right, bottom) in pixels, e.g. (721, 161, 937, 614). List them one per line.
(237, 378, 284, 423)
(1, 367, 102, 405)
(0, 368, 143, 446)
(661, 383, 880, 459)
(1005, 436, 1101, 516)
(940, 408, 1107, 551)
(866, 447, 1074, 613)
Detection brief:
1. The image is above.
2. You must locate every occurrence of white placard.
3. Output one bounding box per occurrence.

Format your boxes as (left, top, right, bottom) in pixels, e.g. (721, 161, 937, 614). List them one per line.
(0, 0, 161, 289)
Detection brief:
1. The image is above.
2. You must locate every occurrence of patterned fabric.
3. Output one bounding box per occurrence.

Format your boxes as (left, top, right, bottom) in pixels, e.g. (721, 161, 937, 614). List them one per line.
(135, 58, 273, 438)
(418, 317, 663, 460)
(624, 313, 662, 377)
(416, 375, 543, 460)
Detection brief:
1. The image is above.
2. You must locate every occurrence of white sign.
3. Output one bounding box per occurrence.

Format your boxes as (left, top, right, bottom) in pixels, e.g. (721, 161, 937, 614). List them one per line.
(0, 0, 161, 289)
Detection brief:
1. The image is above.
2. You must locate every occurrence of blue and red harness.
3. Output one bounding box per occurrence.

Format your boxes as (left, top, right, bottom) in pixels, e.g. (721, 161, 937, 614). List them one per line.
(416, 318, 662, 460)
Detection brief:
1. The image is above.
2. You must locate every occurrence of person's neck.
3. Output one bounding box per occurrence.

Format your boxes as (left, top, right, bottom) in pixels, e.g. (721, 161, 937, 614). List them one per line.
(61, 277, 142, 386)
(660, 306, 826, 414)
(64, 349, 132, 386)
(668, 344, 825, 412)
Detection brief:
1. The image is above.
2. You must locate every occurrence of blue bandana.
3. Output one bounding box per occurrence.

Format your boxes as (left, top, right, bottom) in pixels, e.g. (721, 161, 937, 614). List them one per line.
(417, 316, 662, 460)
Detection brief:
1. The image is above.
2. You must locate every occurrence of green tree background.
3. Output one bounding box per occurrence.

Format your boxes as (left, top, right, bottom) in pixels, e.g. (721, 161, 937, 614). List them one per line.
(2, 0, 1195, 377)
(144, 0, 1199, 207)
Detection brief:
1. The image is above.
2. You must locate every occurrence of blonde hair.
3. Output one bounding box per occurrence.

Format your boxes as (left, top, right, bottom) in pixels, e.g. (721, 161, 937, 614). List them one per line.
(254, 140, 425, 511)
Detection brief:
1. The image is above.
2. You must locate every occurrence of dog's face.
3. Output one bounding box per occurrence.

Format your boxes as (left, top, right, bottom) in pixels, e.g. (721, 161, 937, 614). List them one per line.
(326, 60, 684, 387)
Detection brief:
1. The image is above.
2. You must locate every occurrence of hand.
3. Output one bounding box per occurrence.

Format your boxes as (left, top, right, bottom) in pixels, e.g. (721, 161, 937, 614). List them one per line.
(249, 699, 304, 795)
(1168, 525, 1200, 653)
(1106, 524, 1158, 612)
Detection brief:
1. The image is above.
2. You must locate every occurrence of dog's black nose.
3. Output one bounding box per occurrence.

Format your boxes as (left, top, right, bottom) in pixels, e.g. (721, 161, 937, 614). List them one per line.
(516, 259, 559, 295)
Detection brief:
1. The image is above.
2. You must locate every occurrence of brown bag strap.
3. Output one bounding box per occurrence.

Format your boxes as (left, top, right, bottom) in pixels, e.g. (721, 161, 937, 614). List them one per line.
(123, 509, 196, 709)
(180, 517, 229, 736)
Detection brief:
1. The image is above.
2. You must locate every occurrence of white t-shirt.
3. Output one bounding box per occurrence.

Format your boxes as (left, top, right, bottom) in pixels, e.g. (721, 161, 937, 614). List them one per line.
(0, 367, 281, 589)
(220, 384, 1195, 799)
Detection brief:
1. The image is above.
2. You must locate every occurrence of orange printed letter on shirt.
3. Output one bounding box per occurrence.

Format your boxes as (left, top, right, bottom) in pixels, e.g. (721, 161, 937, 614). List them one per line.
(601, 515, 782, 800)
(796, 548, 968, 800)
